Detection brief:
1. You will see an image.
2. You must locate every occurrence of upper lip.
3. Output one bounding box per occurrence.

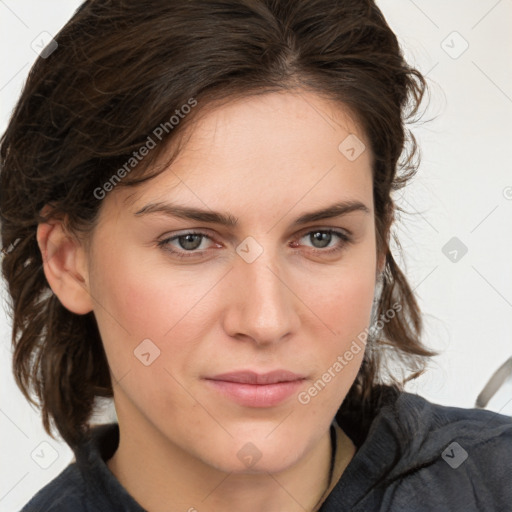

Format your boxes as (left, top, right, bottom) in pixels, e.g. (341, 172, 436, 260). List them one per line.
(206, 370, 306, 385)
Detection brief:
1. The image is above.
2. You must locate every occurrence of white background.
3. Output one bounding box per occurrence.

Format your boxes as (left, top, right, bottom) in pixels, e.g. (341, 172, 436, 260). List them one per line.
(1, 1, 511, 510)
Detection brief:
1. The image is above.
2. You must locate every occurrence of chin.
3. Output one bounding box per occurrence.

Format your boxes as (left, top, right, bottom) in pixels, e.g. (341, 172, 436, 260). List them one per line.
(199, 430, 312, 475)
(213, 452, 303, 475)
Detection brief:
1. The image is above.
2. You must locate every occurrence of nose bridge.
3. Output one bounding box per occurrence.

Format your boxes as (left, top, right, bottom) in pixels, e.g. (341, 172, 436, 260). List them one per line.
(225, 240, 298, 343)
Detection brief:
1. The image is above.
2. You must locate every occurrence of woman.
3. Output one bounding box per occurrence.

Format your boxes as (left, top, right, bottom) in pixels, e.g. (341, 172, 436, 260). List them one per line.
(1, 1, 510, 511)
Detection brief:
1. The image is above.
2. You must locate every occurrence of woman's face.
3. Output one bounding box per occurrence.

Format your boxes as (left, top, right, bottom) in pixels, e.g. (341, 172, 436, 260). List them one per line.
(86, 90, 378, 473)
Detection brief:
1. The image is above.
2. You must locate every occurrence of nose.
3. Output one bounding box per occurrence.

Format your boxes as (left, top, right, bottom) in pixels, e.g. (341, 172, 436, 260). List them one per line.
(222, 245, 300, 346)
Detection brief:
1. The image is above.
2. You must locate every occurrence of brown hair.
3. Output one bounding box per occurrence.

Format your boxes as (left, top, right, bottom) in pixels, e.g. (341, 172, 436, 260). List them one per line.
(0, 0, 434, 449)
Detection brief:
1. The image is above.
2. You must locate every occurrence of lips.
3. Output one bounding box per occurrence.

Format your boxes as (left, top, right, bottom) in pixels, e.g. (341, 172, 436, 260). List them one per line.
(208, 370, 305, 385)
(204, 370, 306, 408)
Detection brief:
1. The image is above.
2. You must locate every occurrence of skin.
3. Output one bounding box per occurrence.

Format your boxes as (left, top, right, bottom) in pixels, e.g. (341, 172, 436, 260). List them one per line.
(38, 89, 384, 512)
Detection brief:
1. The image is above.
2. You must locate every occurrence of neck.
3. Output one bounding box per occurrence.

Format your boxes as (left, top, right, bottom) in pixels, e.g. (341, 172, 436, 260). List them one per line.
(106, 395, 355, 512)
(108, 428, 331, 512)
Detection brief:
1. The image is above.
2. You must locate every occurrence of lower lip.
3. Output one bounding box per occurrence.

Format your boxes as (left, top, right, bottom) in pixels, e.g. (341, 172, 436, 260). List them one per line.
(205, 379, 305, 407)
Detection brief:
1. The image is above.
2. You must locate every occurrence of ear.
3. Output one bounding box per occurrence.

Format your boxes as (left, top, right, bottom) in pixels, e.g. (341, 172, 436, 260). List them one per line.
(376, 206, 394, 277)
(376, 229, 390, 277)
(377, 250, 386, 276)
(36, 219, 94, 315)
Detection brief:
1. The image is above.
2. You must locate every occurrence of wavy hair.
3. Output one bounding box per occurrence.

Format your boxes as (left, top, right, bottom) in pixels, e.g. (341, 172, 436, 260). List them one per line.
(1, 0, 434, 449)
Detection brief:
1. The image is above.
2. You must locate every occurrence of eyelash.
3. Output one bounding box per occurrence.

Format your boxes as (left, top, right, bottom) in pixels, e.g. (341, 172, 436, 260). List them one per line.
(157, 229, 351, 260)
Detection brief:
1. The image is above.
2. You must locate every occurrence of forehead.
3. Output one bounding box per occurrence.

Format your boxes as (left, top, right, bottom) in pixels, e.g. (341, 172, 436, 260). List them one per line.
(112, 90, 373, 220)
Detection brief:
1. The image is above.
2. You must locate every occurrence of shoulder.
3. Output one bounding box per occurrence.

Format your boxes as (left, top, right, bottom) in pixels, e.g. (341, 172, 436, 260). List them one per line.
(325, 391, 512, 512)
(383, 394, 512, 510)
(20, 463, 87, 511)
(389, 390, 512, 448)
(390, 391, 512, 472)
(20, 423, 146, 512)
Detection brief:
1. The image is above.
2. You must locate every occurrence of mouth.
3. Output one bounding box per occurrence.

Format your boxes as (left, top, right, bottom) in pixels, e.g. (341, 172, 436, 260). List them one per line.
(204, 370, 307, 408)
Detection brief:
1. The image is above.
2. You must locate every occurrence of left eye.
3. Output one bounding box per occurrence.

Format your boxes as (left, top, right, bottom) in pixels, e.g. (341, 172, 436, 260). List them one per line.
(168, 233, 208, 251)
(158, 229, 350, 258)
(299, 229, 349, 250)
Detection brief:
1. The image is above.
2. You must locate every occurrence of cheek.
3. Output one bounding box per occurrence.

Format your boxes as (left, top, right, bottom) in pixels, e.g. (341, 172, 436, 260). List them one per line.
(305, 246, 376, 341)
(330, 271, 375, 337)
(296, 272, 373, 417)
(296, 244, 376, 400)
(307, 272, 374, 376)
(90, 248, 207, 338)
(88, 247, 225, 386)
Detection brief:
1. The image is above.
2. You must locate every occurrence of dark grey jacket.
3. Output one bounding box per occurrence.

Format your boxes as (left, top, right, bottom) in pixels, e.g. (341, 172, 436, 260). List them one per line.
(21, 390, 512, 511)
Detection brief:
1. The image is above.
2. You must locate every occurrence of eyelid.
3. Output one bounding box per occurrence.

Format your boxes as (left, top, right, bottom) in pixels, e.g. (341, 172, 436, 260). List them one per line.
(157, 230, 218, 249)
(295, 225, 352, 239)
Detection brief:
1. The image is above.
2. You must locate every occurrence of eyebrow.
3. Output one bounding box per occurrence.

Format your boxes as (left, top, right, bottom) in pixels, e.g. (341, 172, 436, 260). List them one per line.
(134, 200, 370, 226)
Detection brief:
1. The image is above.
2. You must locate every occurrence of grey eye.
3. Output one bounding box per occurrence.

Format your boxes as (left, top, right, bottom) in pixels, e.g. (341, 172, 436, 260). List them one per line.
(176, 234, 204, 251)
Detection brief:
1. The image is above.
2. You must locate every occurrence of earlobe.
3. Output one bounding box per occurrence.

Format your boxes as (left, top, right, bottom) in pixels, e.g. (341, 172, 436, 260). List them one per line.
(36, 221, 94, 315)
